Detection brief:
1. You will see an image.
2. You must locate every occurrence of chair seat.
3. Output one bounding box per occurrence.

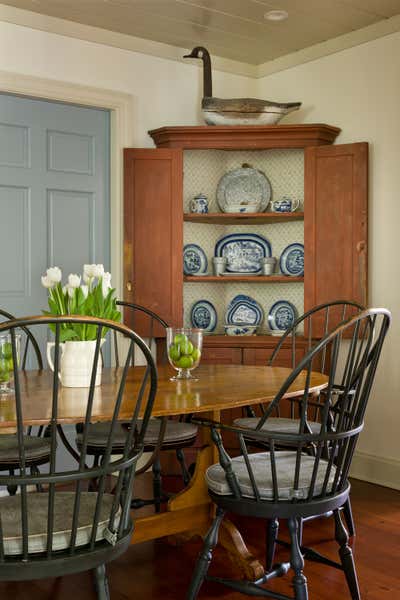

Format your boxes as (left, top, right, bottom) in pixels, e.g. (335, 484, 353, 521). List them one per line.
(234, 416, 322, 435)
(0, 435, 51, 465)
(76, 419, 198, 450)
(206, 451, 336, 501)
(0, 491, 120, 555)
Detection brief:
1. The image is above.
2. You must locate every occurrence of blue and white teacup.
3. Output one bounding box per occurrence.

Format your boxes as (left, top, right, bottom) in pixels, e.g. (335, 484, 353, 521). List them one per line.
(270, 197, 300, 213)
(190, 193, 209, 214)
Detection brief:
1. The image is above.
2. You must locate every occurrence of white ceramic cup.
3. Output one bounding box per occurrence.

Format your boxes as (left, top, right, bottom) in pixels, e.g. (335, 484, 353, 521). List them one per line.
(212, 257, 227, 276)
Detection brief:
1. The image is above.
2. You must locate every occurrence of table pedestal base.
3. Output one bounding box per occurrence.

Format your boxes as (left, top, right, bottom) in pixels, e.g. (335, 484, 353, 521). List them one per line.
(131, 445, 265, 580)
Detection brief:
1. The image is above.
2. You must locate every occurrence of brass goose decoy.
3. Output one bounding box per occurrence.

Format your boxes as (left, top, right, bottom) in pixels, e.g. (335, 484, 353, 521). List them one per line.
(183, 46, 301, 126)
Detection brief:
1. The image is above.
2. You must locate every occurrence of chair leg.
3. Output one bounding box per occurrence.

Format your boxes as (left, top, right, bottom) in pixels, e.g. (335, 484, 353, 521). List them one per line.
(334, 509, 360, 600)
(152, 456, 162, 513)
(7, 469, 17, 496)
(266, 517, 279, 571)
(93, 564, 110, 600)
(176, 448, 191, 486)
(297, 517, 304, 546)
(186, 507, 225, 600)
(342, 498, 356, 537)
(288, 517, 308, 600)
(31, 464, 44, 492)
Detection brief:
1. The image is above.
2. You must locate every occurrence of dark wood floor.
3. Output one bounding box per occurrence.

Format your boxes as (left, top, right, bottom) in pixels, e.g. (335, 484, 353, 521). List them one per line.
(0, 478, 399, 599)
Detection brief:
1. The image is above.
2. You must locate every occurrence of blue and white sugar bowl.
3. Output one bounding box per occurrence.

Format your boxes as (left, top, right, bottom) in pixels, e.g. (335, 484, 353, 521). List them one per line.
(270, 197, 300, 213)
(190, 193, 209, 214)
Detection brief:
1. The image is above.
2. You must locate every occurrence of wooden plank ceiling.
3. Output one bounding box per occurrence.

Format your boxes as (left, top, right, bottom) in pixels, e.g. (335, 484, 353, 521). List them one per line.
(3, 0, 400, 64)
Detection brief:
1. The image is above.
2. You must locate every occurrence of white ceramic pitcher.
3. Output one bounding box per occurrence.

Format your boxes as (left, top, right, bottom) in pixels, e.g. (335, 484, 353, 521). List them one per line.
(47, 339, 105, 388)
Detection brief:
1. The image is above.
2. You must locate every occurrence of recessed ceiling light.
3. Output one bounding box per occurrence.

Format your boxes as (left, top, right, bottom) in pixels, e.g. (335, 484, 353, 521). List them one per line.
(264, 10, 289, 22)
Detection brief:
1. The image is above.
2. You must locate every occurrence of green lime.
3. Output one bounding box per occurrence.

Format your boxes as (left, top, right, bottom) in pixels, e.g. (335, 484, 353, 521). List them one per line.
(181, 340, 194, 355)
(191, 347, 201, 362)
(6, 359, 14, 372)
(168, 344, 181, 362)
(177, 355, 194, 369)
(173, 333, 188, 345)
(1, 342, 12, 360)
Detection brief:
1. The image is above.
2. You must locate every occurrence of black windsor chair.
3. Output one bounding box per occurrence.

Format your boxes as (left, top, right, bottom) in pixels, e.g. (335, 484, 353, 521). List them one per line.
(234, 300, 364, 548)
(74, 302, 198, 512)
(0, 308, 48, 496)
(187, 308, 391, 600)
(0, 315, 157, 599)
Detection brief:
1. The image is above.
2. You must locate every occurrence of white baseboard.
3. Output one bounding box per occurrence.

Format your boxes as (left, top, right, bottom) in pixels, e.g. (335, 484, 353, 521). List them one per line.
(350, 451, 400, 490)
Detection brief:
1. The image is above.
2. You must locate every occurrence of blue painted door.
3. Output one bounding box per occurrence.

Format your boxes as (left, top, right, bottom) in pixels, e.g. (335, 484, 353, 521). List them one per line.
(0, 92, 110, 320)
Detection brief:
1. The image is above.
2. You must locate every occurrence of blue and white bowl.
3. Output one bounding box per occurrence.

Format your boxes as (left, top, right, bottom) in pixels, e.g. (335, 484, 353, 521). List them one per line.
(224, 324, 258, 336)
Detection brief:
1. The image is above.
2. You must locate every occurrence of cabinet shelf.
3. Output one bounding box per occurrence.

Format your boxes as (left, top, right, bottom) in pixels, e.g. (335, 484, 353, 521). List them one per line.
(184, 275, 304, 283)
(184, 212, 304, 225)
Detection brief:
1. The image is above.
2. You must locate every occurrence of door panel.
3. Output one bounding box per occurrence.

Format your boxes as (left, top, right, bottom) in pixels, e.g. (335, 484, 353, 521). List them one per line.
(304, 143, 368, 336)
(201, 347, 242, 364)
(124, 148, 183, 335)
(0, 93, 110, 320)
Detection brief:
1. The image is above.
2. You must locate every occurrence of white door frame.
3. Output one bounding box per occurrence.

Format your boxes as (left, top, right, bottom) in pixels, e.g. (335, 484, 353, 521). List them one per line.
(0, 70, 134, 298)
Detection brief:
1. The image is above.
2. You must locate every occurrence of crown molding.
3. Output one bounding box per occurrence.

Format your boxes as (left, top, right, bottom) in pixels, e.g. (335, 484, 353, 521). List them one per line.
(0, 3, 256, 79)
(257, 14, 400, 78)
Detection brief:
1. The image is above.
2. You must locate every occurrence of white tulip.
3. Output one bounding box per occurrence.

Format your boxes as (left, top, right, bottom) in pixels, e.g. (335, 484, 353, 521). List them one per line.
(83, 264, 95, 280)
(68, 273, 81, 288)
(41, 275, 55, 289)
(46, 267, 62, 283)
(102, 272, 112, 297)
(92, 264, 105, 278)
(80, 285, 89, 299)
(65, 285, 75, 299)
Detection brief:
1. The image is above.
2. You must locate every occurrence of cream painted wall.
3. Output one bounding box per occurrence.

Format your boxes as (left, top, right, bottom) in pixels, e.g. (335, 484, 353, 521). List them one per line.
(0, 21, 254, 145)
(256, 32, 400, 488)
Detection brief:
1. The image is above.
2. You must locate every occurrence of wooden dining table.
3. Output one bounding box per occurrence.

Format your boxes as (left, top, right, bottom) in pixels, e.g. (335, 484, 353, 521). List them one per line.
(0, 363, 328, 580)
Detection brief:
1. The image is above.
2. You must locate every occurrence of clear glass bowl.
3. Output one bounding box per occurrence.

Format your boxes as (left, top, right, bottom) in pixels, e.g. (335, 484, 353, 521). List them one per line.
(166, 328, 203, 381)
(0, 334, 20, 396)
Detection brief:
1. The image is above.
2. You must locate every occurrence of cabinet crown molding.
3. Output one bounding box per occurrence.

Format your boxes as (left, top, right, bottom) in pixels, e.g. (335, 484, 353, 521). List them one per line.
(148, 124, 341, 150)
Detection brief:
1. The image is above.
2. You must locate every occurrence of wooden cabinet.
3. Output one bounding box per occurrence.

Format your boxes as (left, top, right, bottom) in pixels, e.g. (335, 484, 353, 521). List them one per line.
(123, 149, 183, 336)
(124, 124, 368, 346)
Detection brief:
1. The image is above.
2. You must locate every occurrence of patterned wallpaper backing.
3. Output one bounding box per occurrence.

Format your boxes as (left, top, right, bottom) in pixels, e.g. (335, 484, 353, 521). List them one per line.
(183, 149, 305, 334)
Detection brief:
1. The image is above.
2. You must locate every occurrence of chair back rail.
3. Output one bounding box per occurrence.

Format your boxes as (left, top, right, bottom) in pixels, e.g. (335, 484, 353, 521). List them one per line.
(0, 315, 157, 566)
(210, 308, 390, 505)
(115, 301, 169, 367)
(250, 300, 365, 421)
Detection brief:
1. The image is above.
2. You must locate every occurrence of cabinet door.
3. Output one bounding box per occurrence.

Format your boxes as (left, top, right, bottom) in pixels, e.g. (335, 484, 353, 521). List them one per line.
(304, 143, 368, 335)
(124, 149, 183, 335)
(243, 347, 306, 367)
(201, 347, 242, 364)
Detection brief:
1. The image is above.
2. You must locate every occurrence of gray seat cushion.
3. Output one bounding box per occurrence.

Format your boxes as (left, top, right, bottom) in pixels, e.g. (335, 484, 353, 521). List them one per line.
(234, 417, 322, 435)
(0, 435, 51, 465)
(206, 451, 336, 501)
(0, 491, 120, 555)
(76, 419, 198, 450)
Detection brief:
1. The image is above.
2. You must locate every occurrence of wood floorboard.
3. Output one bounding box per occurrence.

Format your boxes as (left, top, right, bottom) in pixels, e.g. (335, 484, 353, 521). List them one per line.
(0, 478, 398, 599)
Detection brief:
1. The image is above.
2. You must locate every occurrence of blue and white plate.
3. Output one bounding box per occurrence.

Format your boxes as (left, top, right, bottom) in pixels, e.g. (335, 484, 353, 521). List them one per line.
(215, 233, 272, 273)
(268, 301, 298, 331)
(183, 244, 208, 275)
(280, 243, 304, 276)
(190, 300, 217, 332)
(225, 294, 264, 326)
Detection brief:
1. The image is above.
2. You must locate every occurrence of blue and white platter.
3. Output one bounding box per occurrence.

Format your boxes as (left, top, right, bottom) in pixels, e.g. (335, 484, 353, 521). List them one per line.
(280, 243, 304, 276)
(216, 165, 272, 213)
(190, 300, 217, 332)
(215, 233, 272, 274)
(268, 300, 298, 331)
(183, 244, 208, 275)
(225, 294, 264, 326)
